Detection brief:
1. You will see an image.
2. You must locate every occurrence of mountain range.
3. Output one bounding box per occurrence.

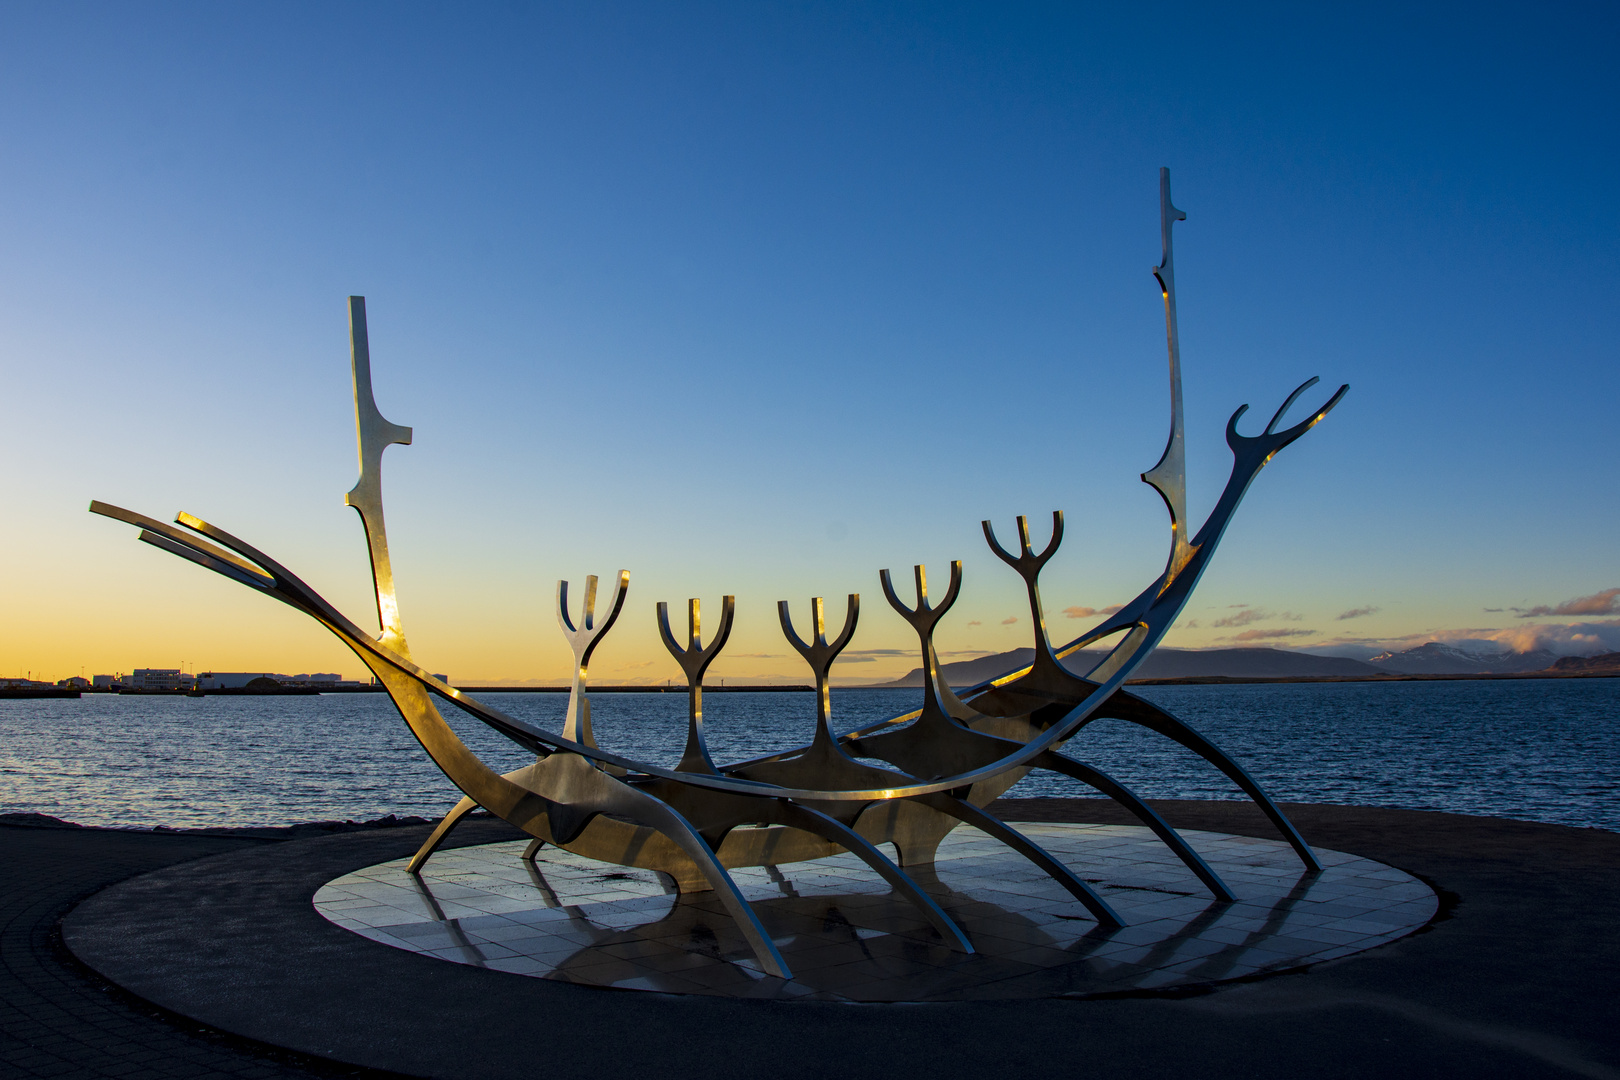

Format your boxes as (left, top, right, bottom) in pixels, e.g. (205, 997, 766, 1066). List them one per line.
(874, 641, 1587, 686)
(1365, 642, 1558, 675)
(876, 646, 1380, 687)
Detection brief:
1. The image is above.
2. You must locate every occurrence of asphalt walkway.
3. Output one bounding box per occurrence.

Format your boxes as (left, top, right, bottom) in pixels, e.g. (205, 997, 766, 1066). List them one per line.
(0, 823, 413, 1079)
(7, 801, 1620, 1080)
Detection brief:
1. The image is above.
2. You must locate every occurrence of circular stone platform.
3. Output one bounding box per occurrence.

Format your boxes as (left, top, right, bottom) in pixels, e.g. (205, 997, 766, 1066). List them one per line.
(314, 823, 1436, 1001)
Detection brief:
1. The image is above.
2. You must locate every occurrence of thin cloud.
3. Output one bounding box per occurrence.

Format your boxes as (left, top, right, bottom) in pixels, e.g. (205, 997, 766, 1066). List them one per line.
(1063, 604, 1122, 619)
(1336, 606, 1378, 621)
(1514, 588, 1620, 619)
(1001, 616, 1018, 625)
(1466, 619, 1620, 654)
(967, 620, 982, 626)
(1230, 628, 1317, 641)
(842, 648, 907, 657)
(1216, 608, 1303, 627)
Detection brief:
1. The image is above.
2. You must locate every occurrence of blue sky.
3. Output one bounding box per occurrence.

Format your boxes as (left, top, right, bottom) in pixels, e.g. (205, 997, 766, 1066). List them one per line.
(0, 2, 1615, 684)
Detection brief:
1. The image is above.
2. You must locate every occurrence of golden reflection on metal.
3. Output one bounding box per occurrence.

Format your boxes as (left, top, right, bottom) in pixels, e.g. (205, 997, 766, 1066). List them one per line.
(344, 296, 414, 658)
(983, 512, 1064, 674)
(558, 571, 629, 748)
(778, 595, 858, 755)
(657, 596, 735, 775)
(1143, 168, 1196, 586)
(90, 170, 1350, 979)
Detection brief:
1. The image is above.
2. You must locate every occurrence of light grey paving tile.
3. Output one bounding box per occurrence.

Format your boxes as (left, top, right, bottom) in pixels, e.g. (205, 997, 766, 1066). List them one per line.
(352, 928, 433, 951)
(313, 821, 1436, 1001)
(315, 896, 388, 912)
(470, 921, 560, 944)
(1277, 923, 1369, 946)
(484, 954, 555, 976)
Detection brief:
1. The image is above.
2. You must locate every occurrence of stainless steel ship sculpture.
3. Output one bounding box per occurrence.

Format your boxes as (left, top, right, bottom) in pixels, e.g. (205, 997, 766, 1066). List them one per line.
(93, 170, 1346, 979)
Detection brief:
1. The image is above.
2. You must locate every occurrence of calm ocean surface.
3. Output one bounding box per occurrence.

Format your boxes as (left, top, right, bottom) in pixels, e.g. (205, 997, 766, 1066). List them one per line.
(1, 680, 1615, 832)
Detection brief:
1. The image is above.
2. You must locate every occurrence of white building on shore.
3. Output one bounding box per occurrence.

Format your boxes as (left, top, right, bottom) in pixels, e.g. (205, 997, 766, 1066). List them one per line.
(129, 668, 194, 691)
(195, 672, 367, 689)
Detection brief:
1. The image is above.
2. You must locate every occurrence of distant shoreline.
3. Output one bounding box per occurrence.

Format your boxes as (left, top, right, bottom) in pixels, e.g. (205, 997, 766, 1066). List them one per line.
(22, 672, 1615, 699)
(871, 668, 1620, 690)
(405, 684, 818, 694)
(1118, 669, 1620, 686)
(468, 672, 1619, 691)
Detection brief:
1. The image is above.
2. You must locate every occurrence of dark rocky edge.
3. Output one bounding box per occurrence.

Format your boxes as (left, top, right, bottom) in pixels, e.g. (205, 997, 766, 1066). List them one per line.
(1552, 650, 1620, 672)
(0, 810, 444, 839)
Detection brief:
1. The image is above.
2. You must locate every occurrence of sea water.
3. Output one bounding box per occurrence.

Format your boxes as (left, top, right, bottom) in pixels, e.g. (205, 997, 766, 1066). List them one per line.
(0, 680, 1614, 832)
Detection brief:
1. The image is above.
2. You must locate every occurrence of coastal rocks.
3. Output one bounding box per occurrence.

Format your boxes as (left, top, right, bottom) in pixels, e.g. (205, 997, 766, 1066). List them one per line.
(1551, 651, 1620, 672)
(0, 811, 437, 837)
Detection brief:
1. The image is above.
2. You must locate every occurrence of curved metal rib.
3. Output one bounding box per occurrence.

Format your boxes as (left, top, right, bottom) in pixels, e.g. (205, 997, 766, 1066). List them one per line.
(1032, 751, 1235, 900)
(413, 567, 635, 871)
(84, 179, 1362, 981)
(368, 640, 796, 978)
(1088, 693, 1321, 871)
(823, 382, 1351, 778)
(912, 793, 1123, 927)
(617, 785, 791, 979)
(97, 509, 799, 976)
(85, 283, 1347, 810)
(628, 767, 971, 950)
(92, 498, 1170, 803)
(1056, 377, 1349, 660)
(770, 800, 973, 953)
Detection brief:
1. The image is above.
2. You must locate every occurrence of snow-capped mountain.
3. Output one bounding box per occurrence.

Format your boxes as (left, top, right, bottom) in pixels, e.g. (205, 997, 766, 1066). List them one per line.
(1366, 642, 1557, 675)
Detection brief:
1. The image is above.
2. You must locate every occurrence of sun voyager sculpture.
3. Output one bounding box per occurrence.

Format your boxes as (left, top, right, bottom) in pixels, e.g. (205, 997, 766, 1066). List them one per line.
(93, 170, 1346, 979)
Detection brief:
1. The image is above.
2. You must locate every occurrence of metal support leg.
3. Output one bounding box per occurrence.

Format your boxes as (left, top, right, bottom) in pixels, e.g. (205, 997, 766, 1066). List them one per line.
(1035, 751, 1235, 901)
(629, 796, 793, 979)
(772, 800, 974, 953)
(913, 793, 1123, 927)
(1099, 696, 1322, 871)
(407, 795, 479, 874)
